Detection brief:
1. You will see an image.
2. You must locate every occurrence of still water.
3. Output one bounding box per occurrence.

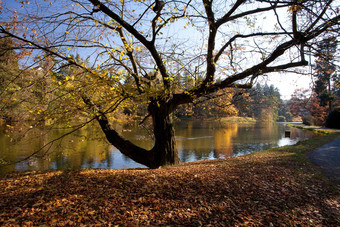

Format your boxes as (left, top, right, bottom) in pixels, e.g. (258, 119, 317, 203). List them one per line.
(0, 121, 314, 173)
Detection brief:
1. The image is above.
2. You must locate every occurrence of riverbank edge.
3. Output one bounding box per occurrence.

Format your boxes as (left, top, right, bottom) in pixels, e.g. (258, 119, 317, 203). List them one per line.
(287, 123, 340, 134)
(216, 116, 256, 123)
(173, 116, 257, 124)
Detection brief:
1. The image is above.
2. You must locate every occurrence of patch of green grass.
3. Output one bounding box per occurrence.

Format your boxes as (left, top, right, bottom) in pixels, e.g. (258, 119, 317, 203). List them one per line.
(288, 124, 340, 135)
(272, 133, 339, 157)
(218, 116, 256, 123)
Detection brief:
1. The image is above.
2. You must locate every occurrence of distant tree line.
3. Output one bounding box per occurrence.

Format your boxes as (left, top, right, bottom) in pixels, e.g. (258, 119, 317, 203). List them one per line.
(235, 84, 293, 122)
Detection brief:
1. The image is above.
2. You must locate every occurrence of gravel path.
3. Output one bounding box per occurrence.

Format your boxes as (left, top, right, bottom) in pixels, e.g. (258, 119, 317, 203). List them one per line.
(308, 137, 340, 184)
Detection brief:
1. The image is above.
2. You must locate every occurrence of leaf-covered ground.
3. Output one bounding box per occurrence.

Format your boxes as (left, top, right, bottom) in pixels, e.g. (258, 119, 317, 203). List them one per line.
(1, 137, 340, 226)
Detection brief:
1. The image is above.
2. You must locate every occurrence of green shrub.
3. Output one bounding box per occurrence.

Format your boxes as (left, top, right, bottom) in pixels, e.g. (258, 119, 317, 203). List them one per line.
(284, 112, 293, 122)
(277, 116, 286, 122)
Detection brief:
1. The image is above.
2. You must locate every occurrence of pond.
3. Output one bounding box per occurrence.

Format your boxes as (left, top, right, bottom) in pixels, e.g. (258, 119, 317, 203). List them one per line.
(0, 120, 314, 173)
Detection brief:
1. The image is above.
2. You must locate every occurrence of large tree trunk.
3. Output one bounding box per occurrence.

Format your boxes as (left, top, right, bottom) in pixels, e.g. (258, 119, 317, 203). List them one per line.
(93, 99, 180, 169)
(149, 101, 180, 167)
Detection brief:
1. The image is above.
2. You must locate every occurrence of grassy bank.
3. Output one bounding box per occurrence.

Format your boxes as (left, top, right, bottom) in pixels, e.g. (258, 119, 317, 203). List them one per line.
(288, 123, 340, 135)
(217, 116, 256, 124)
(0, 134, 339, 226)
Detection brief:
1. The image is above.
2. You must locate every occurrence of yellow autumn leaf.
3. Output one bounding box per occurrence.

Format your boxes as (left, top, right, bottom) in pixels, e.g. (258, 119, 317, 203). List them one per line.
(2, 99, 11, 103)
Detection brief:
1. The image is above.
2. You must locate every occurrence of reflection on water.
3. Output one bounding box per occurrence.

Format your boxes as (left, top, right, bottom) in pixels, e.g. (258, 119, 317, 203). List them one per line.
(175, 121, 314, 163)
(0, 121, 315, 173)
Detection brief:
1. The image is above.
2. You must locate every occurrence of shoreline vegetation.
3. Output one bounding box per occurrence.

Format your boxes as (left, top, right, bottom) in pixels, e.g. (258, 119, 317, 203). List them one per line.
(288, 123, 340, 134)
(1, 128, 339, 225)
(216, 116, 257, 124)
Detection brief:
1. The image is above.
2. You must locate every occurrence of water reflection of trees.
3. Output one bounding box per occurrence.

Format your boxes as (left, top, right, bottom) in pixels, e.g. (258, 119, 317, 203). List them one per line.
(213, 124, 238, 158)
(0, 123, 113, 172)
(177, 122, 239, 162)
(0, 121, 316, 172)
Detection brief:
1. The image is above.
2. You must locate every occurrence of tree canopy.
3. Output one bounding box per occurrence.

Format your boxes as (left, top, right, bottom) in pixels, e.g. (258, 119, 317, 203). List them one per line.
(0, 0, 339, 168)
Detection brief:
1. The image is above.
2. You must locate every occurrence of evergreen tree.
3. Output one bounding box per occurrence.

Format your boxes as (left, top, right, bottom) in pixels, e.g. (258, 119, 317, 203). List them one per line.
(235, 84, 284, 121)
(313, 36, 338, 112)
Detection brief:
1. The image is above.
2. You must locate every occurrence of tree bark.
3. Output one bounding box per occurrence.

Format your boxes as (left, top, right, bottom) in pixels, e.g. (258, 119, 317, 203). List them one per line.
(149, 101, 180, 168)
(89, 97, 180, 168)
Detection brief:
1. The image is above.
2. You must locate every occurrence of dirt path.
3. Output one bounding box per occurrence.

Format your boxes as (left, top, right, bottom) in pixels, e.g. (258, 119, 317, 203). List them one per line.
(308, 137, 340, 184)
